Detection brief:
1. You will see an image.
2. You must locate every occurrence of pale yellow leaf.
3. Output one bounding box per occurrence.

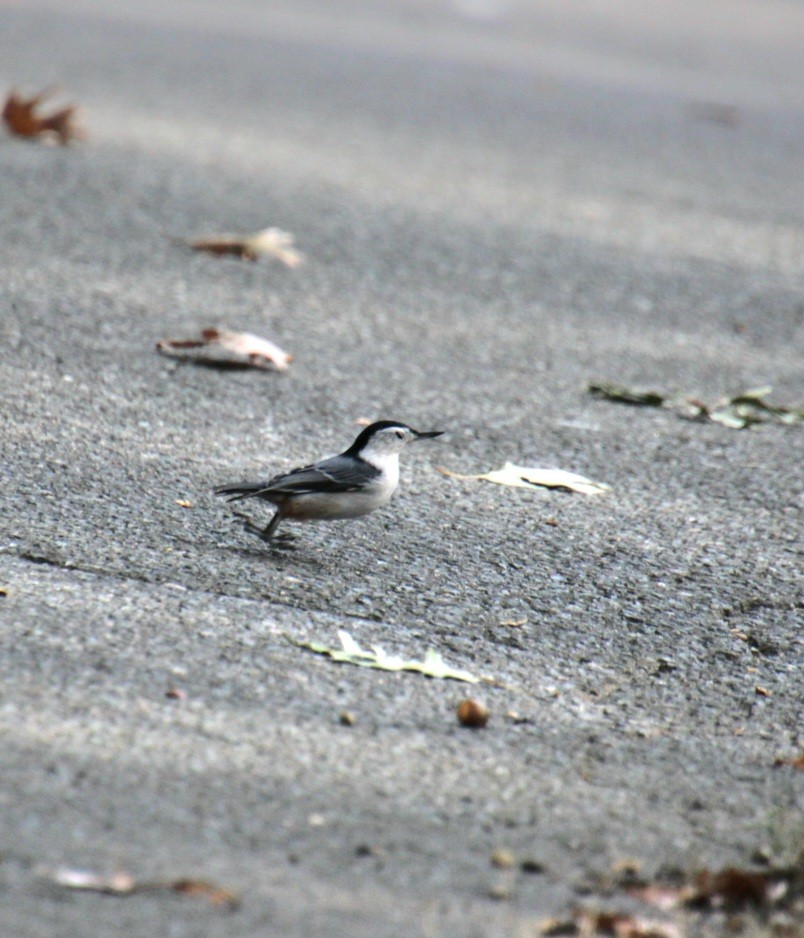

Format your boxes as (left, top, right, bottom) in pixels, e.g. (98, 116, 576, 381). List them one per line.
(438, 462, 609, 495)
(291, 631, 482, 683)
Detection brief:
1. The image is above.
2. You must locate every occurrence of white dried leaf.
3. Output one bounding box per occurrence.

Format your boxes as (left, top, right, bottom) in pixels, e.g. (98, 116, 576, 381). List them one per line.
(156, 328, 292, 371)
(439, 462, 609, 495)
(244, 227, 304, 267)
(47, 868, 136, 893)
(292, 631, 482, 683)
(181, 226, 304, 266)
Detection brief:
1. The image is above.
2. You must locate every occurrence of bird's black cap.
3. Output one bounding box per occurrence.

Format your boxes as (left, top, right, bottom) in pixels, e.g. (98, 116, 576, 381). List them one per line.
(344, 421, 443, 455)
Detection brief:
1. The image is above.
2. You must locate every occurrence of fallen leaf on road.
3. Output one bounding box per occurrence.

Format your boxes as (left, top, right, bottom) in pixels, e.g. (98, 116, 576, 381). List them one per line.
(290, 630, 482, 683)
(701, 387, 803, 429)
(175, 499, 193, 508)
(588, 384, 668, 407)
(628, 864, 796, 912)
(3, 86, 85, 144)
(43, 867, 239, 909)
(438, 463, 610, 496)
(540, 909, 682, 937)
(157, 328, 292, 371)
(177, 227, 303, 266)
(171, 879, 240, 907)
(48, 868, 137, 894)
(589, 382, 803, 429)
(773, 755, 804, 770)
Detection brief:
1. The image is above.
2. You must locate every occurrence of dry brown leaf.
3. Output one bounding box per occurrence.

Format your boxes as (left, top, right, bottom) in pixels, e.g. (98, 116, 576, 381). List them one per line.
(774, 755, 804, 770)
(2, 87, 85, 144)
(540, 909, 682, 938)
(44, 867, 239, 909)
(156, 328, 292, 371)
(179, 227, 303, 266)
(438, 463, 610, 496)
(691, 867, 790, 909)
(629, 865, 794, 912)
(170, 879, 240, 908)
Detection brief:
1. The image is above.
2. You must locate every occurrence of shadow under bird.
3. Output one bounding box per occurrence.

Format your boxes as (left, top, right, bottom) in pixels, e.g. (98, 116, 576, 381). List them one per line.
(214, 420, 444, 543)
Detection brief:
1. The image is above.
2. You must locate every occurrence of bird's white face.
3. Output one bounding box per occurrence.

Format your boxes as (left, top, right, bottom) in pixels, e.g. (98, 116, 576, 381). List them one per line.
(361, 425, 419, 459)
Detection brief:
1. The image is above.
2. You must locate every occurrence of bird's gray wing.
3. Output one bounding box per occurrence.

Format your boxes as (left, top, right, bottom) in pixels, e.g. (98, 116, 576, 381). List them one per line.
(251, 455, 379, 497)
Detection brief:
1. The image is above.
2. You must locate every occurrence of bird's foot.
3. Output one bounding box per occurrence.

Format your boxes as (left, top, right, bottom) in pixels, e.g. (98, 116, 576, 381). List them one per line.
(236, 516, 268, 540)
(269, 532, 298, 550)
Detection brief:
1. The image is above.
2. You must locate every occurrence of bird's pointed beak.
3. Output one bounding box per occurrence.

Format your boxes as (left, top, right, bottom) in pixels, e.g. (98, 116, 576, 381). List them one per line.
(413, 429, 444, 440)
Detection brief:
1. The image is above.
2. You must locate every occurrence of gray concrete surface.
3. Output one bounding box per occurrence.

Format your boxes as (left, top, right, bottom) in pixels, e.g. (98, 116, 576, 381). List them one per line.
(1, 1, 802, 935)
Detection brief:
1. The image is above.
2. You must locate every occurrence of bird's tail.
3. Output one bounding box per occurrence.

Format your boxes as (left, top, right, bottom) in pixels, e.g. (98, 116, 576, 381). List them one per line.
(213, 482, 270, 503)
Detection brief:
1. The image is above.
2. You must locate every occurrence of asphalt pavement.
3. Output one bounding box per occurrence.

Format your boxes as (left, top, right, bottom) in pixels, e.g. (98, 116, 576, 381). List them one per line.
(1, 1, 802, 935)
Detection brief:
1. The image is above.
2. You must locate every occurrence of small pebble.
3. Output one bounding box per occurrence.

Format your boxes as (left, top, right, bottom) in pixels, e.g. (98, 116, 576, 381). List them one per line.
(490, 848, 515, 869)
(457, 699, 489, 728)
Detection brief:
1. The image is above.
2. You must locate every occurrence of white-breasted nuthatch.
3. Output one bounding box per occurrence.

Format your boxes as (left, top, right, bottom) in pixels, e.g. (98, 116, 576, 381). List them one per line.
(214, 420, 443, 542)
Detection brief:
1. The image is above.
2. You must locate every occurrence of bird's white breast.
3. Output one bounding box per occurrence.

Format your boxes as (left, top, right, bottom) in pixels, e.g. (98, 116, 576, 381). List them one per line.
(361, 450, 400, 491)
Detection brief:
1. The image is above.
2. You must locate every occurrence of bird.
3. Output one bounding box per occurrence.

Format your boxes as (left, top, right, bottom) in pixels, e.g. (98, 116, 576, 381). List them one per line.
(214, 420, 444, 543)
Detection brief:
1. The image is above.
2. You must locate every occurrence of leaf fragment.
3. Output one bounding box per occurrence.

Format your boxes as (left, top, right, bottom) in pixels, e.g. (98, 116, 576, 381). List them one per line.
(2, 86, 85, 144)
(438, 463, 609, 496)
(628, 864, 796, 912)
(589, 382, 803, 429)
(290, 630, 482, 683)
(43, 867, 239, 909)
(157, 328, 292, 371)
(178, 227, 303, 266)
(170, 879, 240, 908)
(540, 909, 682, 938)
(773, 755, 804, 770)
(588, 383, 667, 407)
(49, 868, 137, 894)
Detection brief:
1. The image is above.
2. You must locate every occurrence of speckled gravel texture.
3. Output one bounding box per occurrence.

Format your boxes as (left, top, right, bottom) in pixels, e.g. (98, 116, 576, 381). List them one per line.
(1, 2, 802, 936)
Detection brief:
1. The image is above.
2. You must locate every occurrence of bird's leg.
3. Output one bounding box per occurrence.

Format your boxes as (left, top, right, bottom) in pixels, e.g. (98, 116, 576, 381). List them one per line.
(261, 509, 285, 542)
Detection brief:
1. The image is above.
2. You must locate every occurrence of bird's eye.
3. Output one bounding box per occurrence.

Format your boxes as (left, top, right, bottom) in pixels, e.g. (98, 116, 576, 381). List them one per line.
(395, 430, 404, 439)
